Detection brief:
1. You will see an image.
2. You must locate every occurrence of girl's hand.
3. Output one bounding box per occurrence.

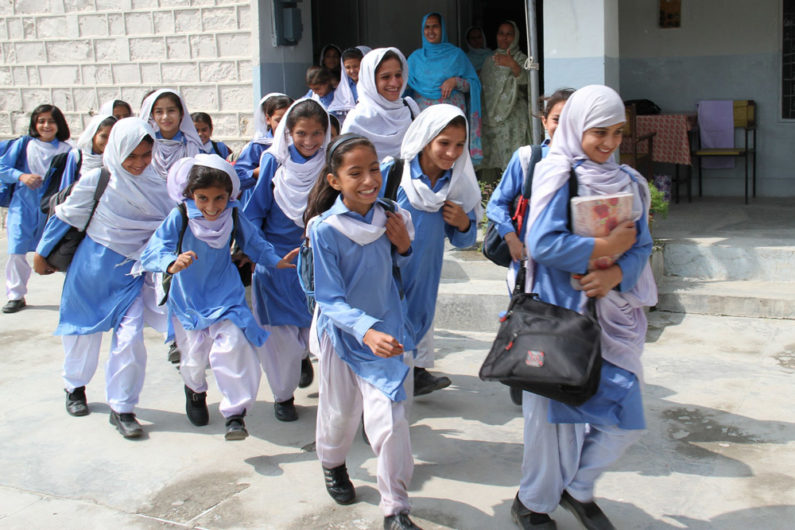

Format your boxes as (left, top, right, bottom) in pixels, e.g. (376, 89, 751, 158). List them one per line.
(606, 220, 637, 255)
(33, 253, 55, 275)
(504, 231, 525, 261)
(442, 200, 471, 232)
(252, 167, 261, 180)
(363, 329, 404, 358)
(19, 173, 43, 189)
(576, 265, 623, 298)
(385, 212, 411, 255)
(277, 247, 299, 269)
(440, 77, 458, 99)
(167, 251, 197, 274)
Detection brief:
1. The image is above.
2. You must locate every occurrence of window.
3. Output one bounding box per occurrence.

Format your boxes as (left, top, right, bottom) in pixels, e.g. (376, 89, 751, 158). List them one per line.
(783, 0, 795, 118)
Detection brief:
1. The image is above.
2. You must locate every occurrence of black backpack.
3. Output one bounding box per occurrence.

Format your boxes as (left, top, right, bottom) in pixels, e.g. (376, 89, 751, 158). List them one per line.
(40, 150, 82, 214)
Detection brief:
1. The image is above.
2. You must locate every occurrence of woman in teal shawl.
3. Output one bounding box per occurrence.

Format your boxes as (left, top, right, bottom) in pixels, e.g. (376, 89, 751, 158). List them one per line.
(407, 12, 483, 164)
(480, 20, 531, 172)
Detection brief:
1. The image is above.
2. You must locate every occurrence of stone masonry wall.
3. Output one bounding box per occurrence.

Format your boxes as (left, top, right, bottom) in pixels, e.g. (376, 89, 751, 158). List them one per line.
(0, 0, 255, 152)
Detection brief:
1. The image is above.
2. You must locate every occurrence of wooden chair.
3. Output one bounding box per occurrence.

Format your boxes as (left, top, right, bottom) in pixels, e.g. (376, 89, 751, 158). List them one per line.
(620, 104, 656, 181)
(692, 100, 757, 204)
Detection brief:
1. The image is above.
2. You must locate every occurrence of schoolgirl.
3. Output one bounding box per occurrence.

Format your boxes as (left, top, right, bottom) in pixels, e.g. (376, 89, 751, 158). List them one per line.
(234, 93, 293, 203)
(341, 48, 420, 161)
(141, 154, 296, 440)
(511, 85, 656, 529)
(139, 89, 202, 179)
(100, 99, 133, 121)
(382, 104, 481, 397)
(306, 133, 420, 530)
(191, 112, 231, 160)
(327, 47, 364, 126)
(0, 104, 71, 313)
(47, 114, 117, 195)
(34, 118, 174, 439)
(242, 98, 331, 422)
(318, 43, 342, 88)
(304, 66, 336, 109)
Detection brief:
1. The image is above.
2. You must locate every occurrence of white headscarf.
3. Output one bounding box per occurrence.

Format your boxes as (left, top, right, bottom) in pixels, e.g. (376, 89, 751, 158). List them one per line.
(139, 89, 202, 178)
(267, 98, 331, 227)
(341, 47, 420, 161)
(524, 85, 656, 377)
(398, 104, 482, 220)
(73, 118, 174, 260)
(76, 114, 113, 174)
(328, 56, 357, 115)
(27, 138, 71, 177)
(253, 93, 288, 145)
(324, 202, 415, 246)
(356, 45, 372, 55)
(99, 99, 117, 116)
(167, 154, 240, 249)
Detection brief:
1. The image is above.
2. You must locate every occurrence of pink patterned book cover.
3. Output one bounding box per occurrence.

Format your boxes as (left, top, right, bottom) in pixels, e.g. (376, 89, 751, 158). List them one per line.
(571, 192, 634, 270)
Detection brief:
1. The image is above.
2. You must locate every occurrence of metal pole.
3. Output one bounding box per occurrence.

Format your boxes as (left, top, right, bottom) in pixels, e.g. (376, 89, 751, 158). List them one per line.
(524, 0, 543, 144)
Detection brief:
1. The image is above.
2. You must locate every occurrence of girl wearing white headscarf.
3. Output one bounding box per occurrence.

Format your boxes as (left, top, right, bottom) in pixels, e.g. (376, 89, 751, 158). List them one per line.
(242, 98, 331, 422)
(139, 89, 202, 179)
(141, 154, 295, 440)
(512, 85, 657, 529)
(34, 118, 174, 439)
(341, 48, 420, 161)
(99, 99, 133, 120)
(381, 104, 481, 397)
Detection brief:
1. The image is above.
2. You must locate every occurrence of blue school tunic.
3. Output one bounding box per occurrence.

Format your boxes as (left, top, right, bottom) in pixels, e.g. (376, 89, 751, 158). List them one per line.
(349, 77, 359, 103)
(234, 141, 268, 203)
(201, 140, 231, 160)
(242, 146, 316, 328)
(0, 136, 68, 254)
(311, 196, 411, 401)
(303, 89, 335, 109)
(381, 156, 477, 350)
(526, 169, 652, 429)
(140, 200, 281, 347)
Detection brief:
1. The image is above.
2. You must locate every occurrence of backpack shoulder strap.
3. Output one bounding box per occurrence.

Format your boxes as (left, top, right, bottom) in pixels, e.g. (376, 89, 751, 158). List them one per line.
(520, 144, 544, 199)
(383, 159, 403, 201)
(402, 98, 416, 121)
(176, 202, 189, 255)
(82, 168, 112, 231)
(566, 167, 579, 233)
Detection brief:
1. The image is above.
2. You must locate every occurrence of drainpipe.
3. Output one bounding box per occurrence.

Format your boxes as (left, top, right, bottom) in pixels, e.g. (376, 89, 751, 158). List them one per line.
(524, 0, 543, 144)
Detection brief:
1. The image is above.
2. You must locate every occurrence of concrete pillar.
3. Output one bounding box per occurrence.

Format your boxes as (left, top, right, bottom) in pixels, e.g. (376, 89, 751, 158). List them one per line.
(542, 0, 619, 92)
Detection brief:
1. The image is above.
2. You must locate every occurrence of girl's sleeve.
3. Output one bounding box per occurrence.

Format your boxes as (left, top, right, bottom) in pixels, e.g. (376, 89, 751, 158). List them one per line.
(312, 224, 379, 345)
(57, 150, 80, 191)
(235, 210, 282, 268)
(234, 142, 261, 191)
(446, 208, 477, 248)
(0, 138, 26, 183)
(35, 216, 72, 257)
(140, 209, 183, 273)
(218, 141, 231, 160)
(528, 183, 594, 274)
(486, 150, 524, 237)
(242, 153, 277, 225)
(615, 210, 653, 292)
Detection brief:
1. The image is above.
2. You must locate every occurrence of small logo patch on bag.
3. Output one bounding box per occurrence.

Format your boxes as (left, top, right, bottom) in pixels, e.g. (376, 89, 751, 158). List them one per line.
(525, 350, 545, 367)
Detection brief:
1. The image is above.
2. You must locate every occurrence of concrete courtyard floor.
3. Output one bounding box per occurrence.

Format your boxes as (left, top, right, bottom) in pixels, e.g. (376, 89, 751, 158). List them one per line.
(1, 243, 794, 529)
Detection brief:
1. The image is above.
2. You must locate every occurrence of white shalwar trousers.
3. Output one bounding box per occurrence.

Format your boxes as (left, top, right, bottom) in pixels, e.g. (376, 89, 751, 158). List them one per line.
(315, 332, 413, 517)
(61, 276, 167, 414)
(173, 318, 261, 418)
(5, 253, 30, 300)
(412, 323, 435, 369)
(518, 392, 643, 513)
(255, 324, 308, 403)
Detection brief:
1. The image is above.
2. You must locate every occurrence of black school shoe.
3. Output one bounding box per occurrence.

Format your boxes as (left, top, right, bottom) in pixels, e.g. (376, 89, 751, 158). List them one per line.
(65, 386, 89, 416)
(510, 385, 523, 406)
(2, 298, 25, 313)
(298, 356, 314, 388)
(559, 490, 615, 530)
(384, 513, 422, 530)
(109, 411, 143, 439)
(511, 494, 557, 529)
(413, 367, 451, 396)
(322, 463, 355, 505)
(274, 397, 298, 422)
(185, 385, 209, 426)
(224, 413, 248, 441)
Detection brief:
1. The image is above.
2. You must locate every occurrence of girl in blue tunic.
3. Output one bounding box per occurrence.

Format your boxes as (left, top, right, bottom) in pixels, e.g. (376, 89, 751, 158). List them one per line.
(511, 85, 657, 530)
(47, 114, 117, 197)
(34, 118, 175, 439)
(139, 89, 202, 179)
(191, 112, 231, 160)
(1, 104, 71, 313)
(381, 104, 481, 398)
(141, 154, 297, 440)
(243, 99, 331, 422)
(305, 133, 419, 530)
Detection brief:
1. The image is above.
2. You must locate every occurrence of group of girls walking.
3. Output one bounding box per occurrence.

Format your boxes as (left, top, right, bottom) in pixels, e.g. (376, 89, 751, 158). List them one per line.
(1, 24, 655, 529)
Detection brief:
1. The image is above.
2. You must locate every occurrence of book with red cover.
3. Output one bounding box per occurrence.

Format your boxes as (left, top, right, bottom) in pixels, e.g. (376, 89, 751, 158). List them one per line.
(570, 192, 634, 271)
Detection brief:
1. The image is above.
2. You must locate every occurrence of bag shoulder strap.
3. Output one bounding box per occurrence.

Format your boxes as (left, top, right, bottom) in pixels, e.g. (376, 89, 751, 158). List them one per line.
(520, 144, 544, 199)
(175, 202, 189, 255)
(402, 98, 416, 121)
(383, 160, 403, 202)
(82, 167, 111, 232)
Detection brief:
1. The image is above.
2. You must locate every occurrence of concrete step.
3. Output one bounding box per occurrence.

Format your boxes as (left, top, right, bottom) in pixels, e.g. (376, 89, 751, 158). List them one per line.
(435, 278, 507, 333)
(662, 237, 795, 281)
(656, 276, 795, 320)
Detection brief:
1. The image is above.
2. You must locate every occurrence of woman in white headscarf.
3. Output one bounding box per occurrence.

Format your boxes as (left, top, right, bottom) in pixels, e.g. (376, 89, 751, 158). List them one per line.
(34, 118, 175, 440)
(139, 89, 202, 179)
(511, 85, 657, 529)
(381, 104, 481, 397)
(242, 98, 331, 423)
(341, 47, 420, 161)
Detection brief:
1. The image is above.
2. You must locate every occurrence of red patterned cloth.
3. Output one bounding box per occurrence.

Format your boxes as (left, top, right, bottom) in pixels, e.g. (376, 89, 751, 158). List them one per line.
(621, 114, 696, 165)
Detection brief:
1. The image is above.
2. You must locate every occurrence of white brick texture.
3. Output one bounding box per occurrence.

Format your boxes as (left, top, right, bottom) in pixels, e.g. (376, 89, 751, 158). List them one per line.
(1, 1, 253, 151)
